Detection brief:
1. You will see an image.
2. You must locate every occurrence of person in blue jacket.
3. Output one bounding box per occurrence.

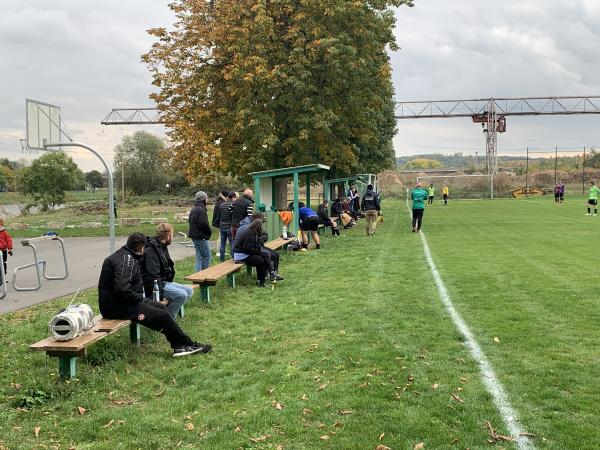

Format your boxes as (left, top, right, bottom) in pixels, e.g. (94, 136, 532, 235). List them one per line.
(298, 202, 321, 250)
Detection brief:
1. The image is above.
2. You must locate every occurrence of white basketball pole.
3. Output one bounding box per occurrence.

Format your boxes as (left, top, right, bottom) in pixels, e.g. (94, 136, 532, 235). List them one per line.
(45, 142, 116, 253)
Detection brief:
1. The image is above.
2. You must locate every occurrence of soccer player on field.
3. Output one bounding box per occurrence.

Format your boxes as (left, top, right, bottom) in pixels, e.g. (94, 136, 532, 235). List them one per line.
(586, 181, 600, 216)
(442, 184, 449, 206)
(427, 183, 435, 205)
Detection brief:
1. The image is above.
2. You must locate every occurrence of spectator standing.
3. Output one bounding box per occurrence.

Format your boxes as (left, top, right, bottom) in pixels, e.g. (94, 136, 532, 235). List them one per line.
(142, 223, 194, 318)
(411, 182, 429, 232)
(0, 218, 13, 282)
(212, 190, 228, 258)
(361, 184, 380, 236)
(188, 191, 212, 271)
(231, 189, 255, 240)
(99, 232, 211, 357)
(217, 191, 236, 261)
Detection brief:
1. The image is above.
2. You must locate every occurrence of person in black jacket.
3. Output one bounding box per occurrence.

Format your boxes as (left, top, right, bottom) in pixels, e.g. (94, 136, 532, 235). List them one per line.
(317, 200, 340, 236)
(188, 191, 212, 272)
(232, 219, 270, 287)
(217, 191, 236, 262)
(98, 232, 211, 357)
(142, 223, 194, 318)
(361, 184, 381, 236)
(231, 189, 254, 240)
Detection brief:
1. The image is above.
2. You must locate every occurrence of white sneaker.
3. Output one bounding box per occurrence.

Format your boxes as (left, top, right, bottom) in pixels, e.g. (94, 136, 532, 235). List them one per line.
(586, 213, 591, 216)
(595, 214, 598, 216)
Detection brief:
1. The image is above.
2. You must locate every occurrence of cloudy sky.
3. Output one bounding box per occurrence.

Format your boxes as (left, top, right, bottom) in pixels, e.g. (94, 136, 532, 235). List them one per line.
(1, 0, 599, 172)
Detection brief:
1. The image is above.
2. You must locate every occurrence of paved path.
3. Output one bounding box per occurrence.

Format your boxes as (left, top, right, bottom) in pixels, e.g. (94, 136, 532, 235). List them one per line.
(0, 237, 213, 314)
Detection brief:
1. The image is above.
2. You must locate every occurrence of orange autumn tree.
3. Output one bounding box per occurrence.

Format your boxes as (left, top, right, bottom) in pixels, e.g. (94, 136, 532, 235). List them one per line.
(143, 0, 413, 180)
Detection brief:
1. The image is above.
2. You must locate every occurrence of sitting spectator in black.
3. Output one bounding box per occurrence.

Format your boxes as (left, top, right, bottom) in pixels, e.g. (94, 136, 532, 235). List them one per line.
(141, 223, 194, 319)
(317, 200, 340, 236)
(236, 214, 284, 282)
(233, 219, 270, 287)
(331, 197, 344, 218)
(98, 232, 211, 358)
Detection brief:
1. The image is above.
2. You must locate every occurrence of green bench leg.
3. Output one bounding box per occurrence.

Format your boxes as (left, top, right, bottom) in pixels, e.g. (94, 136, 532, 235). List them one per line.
(227, 273, 236, 288)
(178, 304, 185, 319)
(246, 266, 253, 276)
(58, 356, 77, 380)
(130, 322, 141, 347)
(201, 285, 211, 304)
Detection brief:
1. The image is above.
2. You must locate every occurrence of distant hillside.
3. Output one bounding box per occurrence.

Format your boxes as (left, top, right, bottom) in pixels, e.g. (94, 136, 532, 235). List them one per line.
(396, 153, 524, 169)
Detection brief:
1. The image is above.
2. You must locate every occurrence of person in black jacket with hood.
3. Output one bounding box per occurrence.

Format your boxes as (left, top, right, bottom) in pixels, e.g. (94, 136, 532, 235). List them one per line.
(142, 223, 194, 318)
(231, 188, 254, 240)
(361, 184, 381, 236)
(317, 200, 340, 236)
(98, 232, 211, 357)
(188, 190, 212, 272)
(233, 219, 270, 287)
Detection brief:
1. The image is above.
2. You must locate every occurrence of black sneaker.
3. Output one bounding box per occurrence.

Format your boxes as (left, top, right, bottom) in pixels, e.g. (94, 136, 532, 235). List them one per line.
(270, 273, 285, 281)
(172, 342, 211, 357)
(256, 281, 267, 288)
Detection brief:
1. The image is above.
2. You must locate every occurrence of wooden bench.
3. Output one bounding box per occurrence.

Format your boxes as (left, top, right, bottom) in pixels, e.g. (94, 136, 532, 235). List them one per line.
(30, 316, 141, 379)
(185, 238, 290, 303)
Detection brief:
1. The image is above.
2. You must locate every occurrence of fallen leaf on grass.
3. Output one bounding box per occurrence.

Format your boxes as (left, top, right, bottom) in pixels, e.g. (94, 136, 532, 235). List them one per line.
(450, 438, 459, 444)
(185, 423, 194, 431)
(484, 421, 516, 443)
(249, 435, 271, 443)
(359, 382, 370, 388)
(414, 443, 424, 450)
(519, 432, 536, 437)
(77, 407, 86, 415)
(339, 330, 345, 336)
(271, 401, 284, 410)
(333, 422, 344, 428)
(339, 409, 353, 415)
(267, 387, 275, 395)
(276, 445, 284, 450)
(431, 384, 439, 390)
(101, 420, 115, 429)
(307, 344, 318, 353)
(493, 336, 500, 343)
(451, 394, 464, 404)
(34, 426, 41, 438)
(317, 383, 328, 391)
(319, 435, 329, 440)
(303, 408, 312, 415)
(375, 446, 391, 450)
(300, 394, 309, 401)
(234, 426, 241, 433)
(12, 383, 22, 390)
(379, 432, 385, 440)
(318, 423, 325, 429)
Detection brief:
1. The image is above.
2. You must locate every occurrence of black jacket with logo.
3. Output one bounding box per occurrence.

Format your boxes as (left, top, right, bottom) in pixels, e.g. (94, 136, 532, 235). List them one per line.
(141, 237, 175, 300)
(231, 195, 255, 227)
(98, 245, 145, 317)
(361, 189, 380, 211)
(188, 201, 212, 240)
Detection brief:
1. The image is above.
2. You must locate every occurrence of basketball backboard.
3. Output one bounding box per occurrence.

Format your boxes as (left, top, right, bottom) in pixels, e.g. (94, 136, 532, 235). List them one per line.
(25, 99, 71, 150)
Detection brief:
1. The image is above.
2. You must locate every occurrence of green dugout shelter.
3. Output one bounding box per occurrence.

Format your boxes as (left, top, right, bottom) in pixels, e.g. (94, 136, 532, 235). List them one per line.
(249, 164, 330, 235)
(323, 173, 378, 201)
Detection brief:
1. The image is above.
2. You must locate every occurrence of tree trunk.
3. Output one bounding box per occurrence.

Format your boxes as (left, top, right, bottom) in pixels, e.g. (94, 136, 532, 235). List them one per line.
(275, 178, 289, 210)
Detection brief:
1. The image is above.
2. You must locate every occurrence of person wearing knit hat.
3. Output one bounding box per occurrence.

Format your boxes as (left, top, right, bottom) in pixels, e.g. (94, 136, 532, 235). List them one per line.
(188, 190, 212, 271)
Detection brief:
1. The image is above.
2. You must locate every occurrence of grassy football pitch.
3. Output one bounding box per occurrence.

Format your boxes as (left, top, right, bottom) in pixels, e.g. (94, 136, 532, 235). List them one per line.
(0, 196, 598, 449)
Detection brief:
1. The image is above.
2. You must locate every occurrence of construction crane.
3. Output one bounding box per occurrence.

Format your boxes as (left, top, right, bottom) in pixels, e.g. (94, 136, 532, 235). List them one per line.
(395, 95, 600, 177)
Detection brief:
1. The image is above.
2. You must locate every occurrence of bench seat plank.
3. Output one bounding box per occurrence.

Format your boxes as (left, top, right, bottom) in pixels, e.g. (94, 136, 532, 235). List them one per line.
(264, 237, 289, 251)
(30, 315, 131, 353)
(185, 260, 242, 284)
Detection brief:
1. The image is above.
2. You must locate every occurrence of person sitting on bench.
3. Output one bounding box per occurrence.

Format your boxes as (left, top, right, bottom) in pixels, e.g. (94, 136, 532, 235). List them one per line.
(317, 200, 340, 236)
(233, 219, 273, 287)
(238, 213, 284, 282)
(98, 232, 211, 357)
(142, 223, 194, 318)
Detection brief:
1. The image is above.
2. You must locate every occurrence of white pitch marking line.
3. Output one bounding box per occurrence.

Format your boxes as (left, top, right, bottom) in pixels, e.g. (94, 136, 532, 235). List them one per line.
(404, 190, 534, 449)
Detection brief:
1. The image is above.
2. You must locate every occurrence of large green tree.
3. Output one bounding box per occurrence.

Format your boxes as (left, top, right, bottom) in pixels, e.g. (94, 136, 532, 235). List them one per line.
(19, 152, 79, 208)
(85, 170, 105, 190)
(114, 131, 167, 195)
(143, 0, 412, 180)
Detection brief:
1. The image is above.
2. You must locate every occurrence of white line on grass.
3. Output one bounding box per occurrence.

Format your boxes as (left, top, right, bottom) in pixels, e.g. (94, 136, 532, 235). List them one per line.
(405, 190, 535, 449)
